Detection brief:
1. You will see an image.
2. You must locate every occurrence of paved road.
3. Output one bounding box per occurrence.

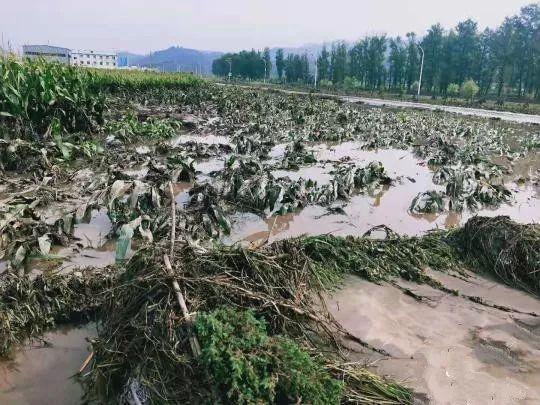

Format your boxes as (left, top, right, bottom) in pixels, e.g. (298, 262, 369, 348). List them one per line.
(226, 84, 540, 124)
(342, 95, 540, 124)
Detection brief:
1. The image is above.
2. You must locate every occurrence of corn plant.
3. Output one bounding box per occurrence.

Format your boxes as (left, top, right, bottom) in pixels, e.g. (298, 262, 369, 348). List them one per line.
(0, 57, 105, 136)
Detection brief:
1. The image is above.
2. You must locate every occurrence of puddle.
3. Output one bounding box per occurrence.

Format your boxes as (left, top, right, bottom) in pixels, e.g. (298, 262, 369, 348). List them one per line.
(0, 324, 96, 405)
(272, 164, 334, 184)
(73, 208, 112, 249)
(195, 157, 227, 174)
(268, 143, 287, 160)
(174, 181, 193, 207)
(227, 145, 540, 244)
(27, 209, 117, 275)
(171, 134, 230, 147)
(326, 275, 540, 404)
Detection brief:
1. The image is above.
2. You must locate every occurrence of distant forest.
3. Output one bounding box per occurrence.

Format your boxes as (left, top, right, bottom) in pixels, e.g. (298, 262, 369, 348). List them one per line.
(212, 3, 540, 100)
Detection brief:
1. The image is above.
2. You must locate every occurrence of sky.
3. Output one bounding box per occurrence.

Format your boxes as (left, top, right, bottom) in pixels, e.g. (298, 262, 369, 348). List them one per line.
(2, 0, 535, 54)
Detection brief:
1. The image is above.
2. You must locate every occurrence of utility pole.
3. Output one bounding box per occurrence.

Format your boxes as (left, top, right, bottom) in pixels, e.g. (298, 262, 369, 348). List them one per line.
(417, 44, 424, 101)
(264, 60, 267, 84)
(227, 59, 232, 82)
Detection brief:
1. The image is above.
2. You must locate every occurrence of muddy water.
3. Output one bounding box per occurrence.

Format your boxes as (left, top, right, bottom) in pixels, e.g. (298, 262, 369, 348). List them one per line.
(0, 324, 95, 405)
(326, 275, 540, 405)
(227, 143, 540, 244)
(27, 208, 117, 275)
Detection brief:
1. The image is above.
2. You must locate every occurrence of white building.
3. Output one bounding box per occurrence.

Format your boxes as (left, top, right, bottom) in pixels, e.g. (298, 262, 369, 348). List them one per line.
(69, 49, 118, 69)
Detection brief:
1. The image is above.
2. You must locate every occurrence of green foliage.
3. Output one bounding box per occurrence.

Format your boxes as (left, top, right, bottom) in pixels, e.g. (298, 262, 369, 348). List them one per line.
(195, 308, 344, 405)
(319, 79, 333, 88)
(410, 191, 445, 213)
(460, 79, 480, 101)
(285, 53, 310, 83)
(275, 49, 285, 80)
(93, 68, 204, 93)
(343, 76, 361, 90)
(105, 111, 181, 141)
(446, 83, 460, 98)
(0, 57, 105, 135)
(212, 50, 266, 80)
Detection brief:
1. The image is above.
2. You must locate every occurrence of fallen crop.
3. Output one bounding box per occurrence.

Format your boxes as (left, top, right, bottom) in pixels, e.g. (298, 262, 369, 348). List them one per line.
(457, 216, 540, 295)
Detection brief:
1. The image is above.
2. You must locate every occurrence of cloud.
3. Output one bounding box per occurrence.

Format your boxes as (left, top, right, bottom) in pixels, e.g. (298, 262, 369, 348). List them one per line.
(2, 0, 532, 54)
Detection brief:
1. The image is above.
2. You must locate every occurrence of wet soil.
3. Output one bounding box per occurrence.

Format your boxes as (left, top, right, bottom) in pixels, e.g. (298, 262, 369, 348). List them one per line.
(326, 275, 540, 405)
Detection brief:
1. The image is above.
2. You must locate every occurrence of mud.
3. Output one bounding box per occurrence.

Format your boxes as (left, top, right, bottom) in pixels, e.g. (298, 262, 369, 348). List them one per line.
(326, 275, 540, 405)
(0, 324, 96, 405)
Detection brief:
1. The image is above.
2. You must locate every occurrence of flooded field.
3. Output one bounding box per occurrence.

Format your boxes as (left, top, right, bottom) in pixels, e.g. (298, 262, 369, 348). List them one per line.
(225, 143, 539, 245)
(1, 77, 540, 404)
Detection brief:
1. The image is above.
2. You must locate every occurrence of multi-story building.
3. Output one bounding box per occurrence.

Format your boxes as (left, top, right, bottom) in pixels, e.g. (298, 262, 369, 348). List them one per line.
(22, 45, 118, 69)
(70, 49, 118, 69)
(22, 45, 71, 64)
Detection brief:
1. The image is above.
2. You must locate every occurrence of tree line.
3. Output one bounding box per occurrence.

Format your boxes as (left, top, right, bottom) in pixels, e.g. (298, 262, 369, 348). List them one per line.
(213, 3, 540, 100)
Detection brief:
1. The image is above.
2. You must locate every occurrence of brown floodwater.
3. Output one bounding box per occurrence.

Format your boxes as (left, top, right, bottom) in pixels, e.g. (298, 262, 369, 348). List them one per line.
(226, 143, 540, 245)
(0, 324, 96, 405)
(27, 208, 117, 275)
(326, 274, 540, 405)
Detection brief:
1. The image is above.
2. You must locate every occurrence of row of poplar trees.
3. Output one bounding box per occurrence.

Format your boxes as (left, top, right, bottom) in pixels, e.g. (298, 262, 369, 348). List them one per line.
(213, 4, 540, 99)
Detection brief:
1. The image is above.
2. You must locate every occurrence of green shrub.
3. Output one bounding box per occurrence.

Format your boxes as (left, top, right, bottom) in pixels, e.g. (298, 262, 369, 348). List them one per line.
(195, 308, 344, 404)
(446, 83, 460, 99)
(460, 79, 480, 102)
(343, 76, 361, 90)
(319, 79, 333, 88)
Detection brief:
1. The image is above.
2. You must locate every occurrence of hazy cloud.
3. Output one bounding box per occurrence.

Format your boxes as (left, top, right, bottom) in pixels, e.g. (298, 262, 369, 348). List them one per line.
(2, 0, 534, 54)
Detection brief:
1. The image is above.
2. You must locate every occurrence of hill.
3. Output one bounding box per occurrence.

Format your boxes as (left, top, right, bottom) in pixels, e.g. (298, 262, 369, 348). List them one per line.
(129, 46, 223, 74)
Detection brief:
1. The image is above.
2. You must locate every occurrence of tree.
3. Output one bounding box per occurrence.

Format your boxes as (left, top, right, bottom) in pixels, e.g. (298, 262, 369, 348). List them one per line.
(263, 47, 272, 80)
(215, 5, 540, 100)
(331, 42, 348, 85)
(212, 50, 265, 80)
(317, 45, 330, 82)
(461, 79, 480, 101)
(405, 32, 419, 90)
(284, 53, 310, 83)
(276, 49, 285, 80)
(447, 83, 460, 99)
(421, 24, 444, 93)
(388, 36, 407, 89)
(454, 19, 480, 84)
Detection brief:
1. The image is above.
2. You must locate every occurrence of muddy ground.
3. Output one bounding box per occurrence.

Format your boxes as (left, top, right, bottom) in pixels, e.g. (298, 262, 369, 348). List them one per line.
(1, 84, 540, 404)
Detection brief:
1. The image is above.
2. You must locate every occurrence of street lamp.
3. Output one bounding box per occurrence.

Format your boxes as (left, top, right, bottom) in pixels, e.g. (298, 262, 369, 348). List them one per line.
(417, 44, 424, 101)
